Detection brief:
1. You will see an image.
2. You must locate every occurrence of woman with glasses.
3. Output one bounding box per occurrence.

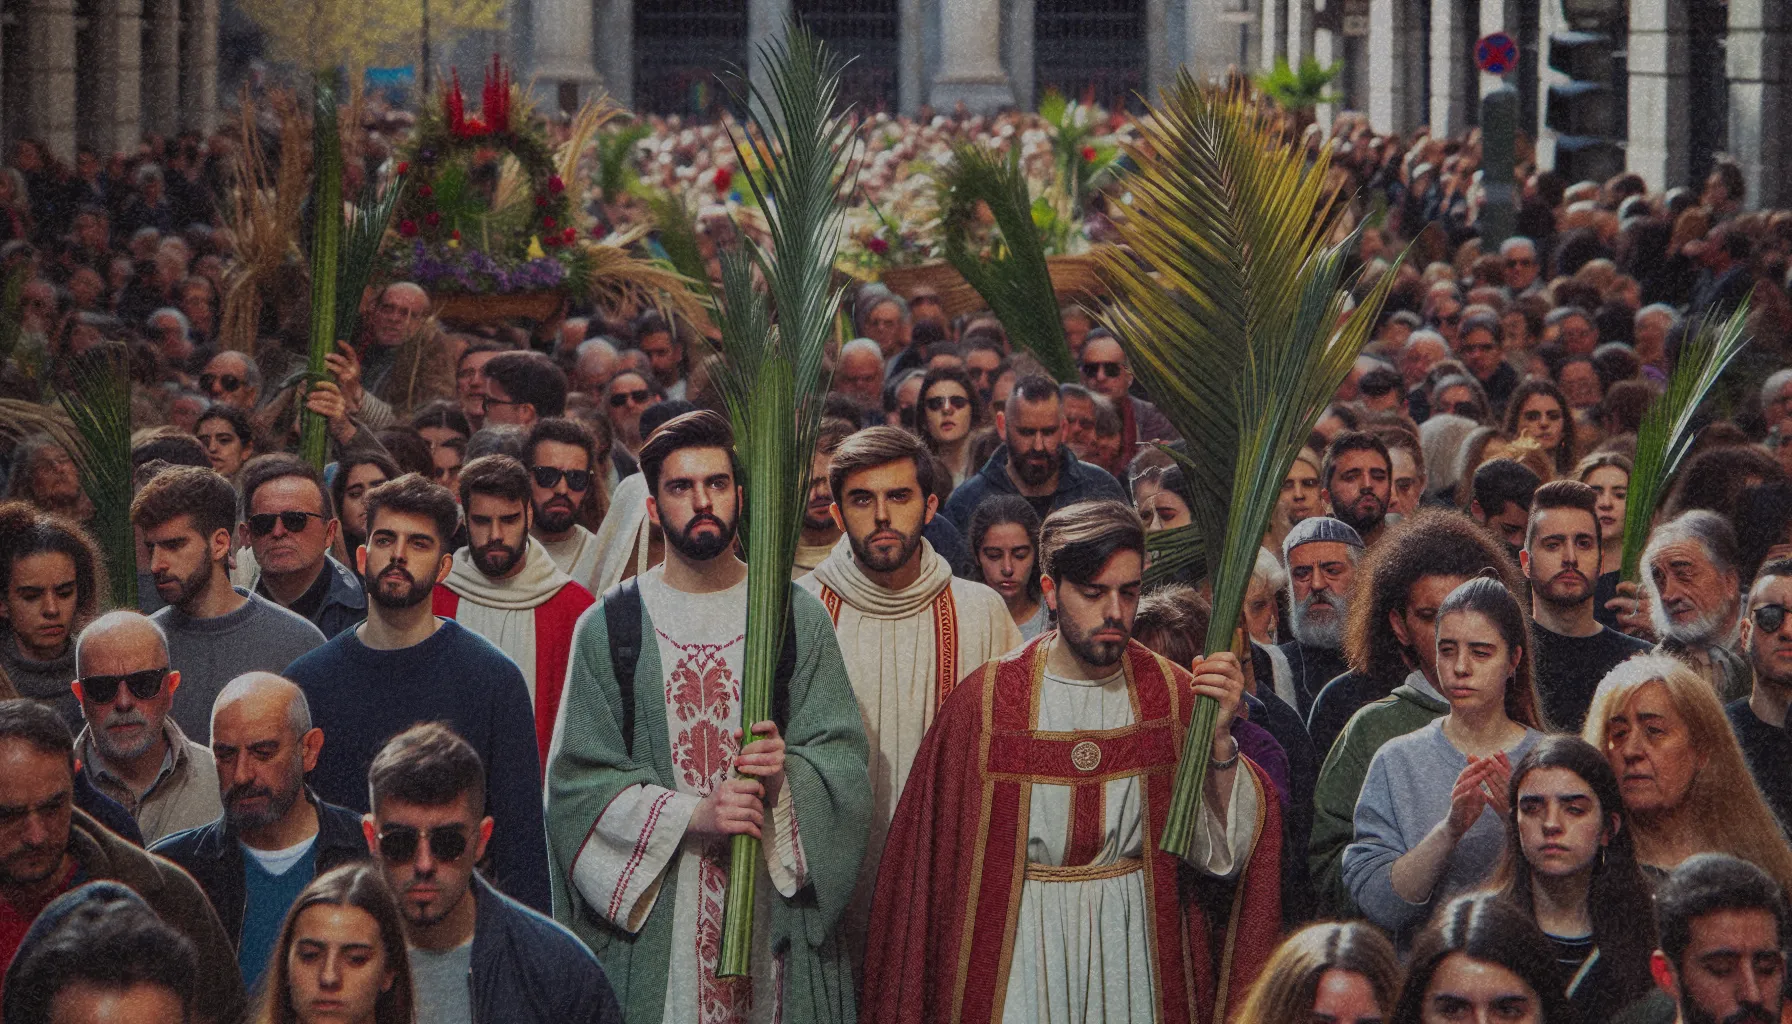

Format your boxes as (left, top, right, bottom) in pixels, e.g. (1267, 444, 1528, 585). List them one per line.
(195, 401, 256, 480)
(1503, 379, 1578, 479)
(916, 366, 987, 487)
(1345, 576, 1544, 947)
(255, 863, 415, 1024)
(967, 494, 1047, 639)
(1580, 655, 1792, 892)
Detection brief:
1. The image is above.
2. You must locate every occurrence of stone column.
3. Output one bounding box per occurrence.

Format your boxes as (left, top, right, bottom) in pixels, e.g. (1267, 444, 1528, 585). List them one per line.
(747, 0, 789, 102)
(593, 0, 633, 109)
(1368, 0, 1421, 133)
(87, 0, 145, 154)
(1428, 0, 1473, 137)
(22, 0, 78, 161)
(1626, 2, 1691, 193)
(141, 0, 181, 137)
(1262, 0, 1288, 68)
(1289, 0, 1315, 61)
(179, 0, 216, 133)
(898, 0, 924, 113)
(930, 0, 1014, 111)
(1727, 0, 1788, 208)
(1005, 0, 1033, 110)
(531, 0, 598, 110)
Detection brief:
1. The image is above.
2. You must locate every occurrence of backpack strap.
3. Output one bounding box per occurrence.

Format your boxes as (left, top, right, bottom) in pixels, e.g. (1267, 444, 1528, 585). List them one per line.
(600, 578, 644, 758)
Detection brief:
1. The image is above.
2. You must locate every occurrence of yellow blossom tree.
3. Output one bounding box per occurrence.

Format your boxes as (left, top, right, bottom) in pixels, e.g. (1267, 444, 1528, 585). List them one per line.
(237, 0, 504, 75)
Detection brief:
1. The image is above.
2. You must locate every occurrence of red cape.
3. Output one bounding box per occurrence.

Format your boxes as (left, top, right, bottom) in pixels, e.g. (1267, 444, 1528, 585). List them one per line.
(861, 633, 1282, 1024)
(434, 582, 594, 761)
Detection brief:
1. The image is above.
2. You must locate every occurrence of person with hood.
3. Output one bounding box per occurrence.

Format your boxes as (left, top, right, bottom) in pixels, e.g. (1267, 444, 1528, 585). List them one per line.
(433, 455, 595, 762)
(1, 882, 199, 1024)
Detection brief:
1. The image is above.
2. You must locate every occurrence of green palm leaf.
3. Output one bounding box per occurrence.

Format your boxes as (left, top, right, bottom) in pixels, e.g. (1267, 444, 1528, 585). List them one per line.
(938, 145, 1078, 381)
(701, 23, 855, 978)
(300, 77, 344, 469)
(1100, 79, 1402, 856)
(1620, 299, 1752, 580)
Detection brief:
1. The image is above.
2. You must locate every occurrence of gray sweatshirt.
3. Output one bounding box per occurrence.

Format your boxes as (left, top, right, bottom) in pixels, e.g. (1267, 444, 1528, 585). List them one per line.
(1343, 718, 1539, 939)
(151, 588, 325, 742)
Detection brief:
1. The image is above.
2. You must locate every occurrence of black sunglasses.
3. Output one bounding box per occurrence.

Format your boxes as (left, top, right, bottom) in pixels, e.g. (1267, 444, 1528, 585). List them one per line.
(377, 824, 470, 864)
(1754, 604, 1790, 634)
(80, 668, 168, 704)
(199, 373, 243, 393)
(924, 394, 969, 412)
(532, 466, 593, 491)
(1080, 361, 1124, 379)
(610, 389, 652, 408)
(247, 511, 325, 537)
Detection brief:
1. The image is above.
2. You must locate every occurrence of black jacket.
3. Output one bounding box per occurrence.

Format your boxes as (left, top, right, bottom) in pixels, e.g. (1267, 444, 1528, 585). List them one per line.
(467, 874, 623, 1023)
(151, 789, 370, 946)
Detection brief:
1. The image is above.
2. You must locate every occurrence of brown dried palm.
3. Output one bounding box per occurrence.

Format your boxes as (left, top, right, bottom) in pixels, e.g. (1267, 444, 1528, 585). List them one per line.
(219, 86, 311, 353)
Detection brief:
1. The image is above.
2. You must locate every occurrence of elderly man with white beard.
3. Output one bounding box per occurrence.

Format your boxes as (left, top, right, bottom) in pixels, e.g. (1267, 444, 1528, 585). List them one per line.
(1276, 516, 1363, 718)
(1641, 510, 1751, 703)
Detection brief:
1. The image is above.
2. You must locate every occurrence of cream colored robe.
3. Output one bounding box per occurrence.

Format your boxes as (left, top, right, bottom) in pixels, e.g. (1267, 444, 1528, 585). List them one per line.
(535, 522, 604, 595)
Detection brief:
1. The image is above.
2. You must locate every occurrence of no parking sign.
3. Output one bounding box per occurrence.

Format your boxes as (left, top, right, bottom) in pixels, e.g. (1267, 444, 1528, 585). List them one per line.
(1476, 32, 1519, 75)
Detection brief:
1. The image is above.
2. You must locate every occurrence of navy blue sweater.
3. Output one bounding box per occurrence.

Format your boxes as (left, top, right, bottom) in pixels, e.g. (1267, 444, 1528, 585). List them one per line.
(284, 618, 551, 913)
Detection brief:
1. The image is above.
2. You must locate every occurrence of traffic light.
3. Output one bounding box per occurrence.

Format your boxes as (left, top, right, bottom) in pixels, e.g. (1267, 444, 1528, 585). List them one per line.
(1546, 30, 1624, 181)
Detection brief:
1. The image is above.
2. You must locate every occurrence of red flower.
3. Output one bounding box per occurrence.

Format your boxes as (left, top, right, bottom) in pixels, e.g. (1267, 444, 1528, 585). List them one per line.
(535, 195, 548, 208)
(714, 167, 732, 192)
(542, 216, 556, 229)
(451, 229, 461, 241)
(425, 211, 441, 227)
(867, 236, 890, 255)
(1081, 145, 1098, 163)
(418, 184, 433, 199)
(590, 225, 604, 238)
(547, 175, 565, 194)
(542, 234, 560, 248)
(562, 227, 576, 243)
(398, 219, 418, 237)
(396, 161, 409, 175)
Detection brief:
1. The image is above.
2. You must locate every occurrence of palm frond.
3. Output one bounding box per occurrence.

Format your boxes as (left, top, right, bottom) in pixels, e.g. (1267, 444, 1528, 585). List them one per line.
(645, 190, 709, 293)
(1144, 523, 1205, 585)
(219, 86, 310, 353)
(598, 123, 654, 203)
(334, 167, 407, 357)
(1621, 299, 1753, 580)
(300, 76, 344, 468)
(582, 241, 710, 329)
(558, 95, 624, 192)
(937, 145, 1078, 381)
(1101, 78, 1403, 856)
(703, 23, 856, 979)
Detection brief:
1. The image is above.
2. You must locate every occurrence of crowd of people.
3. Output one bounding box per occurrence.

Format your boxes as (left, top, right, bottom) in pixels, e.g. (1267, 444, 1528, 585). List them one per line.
(5, 86, 1792, 1024)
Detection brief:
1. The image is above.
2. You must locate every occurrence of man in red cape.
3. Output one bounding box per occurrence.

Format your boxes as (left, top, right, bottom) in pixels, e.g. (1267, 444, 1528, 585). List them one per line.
(862, 499, 1282, 1023)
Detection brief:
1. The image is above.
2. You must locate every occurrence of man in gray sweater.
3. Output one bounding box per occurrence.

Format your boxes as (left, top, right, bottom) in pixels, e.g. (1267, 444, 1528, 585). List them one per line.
(132, 466, 324, 742)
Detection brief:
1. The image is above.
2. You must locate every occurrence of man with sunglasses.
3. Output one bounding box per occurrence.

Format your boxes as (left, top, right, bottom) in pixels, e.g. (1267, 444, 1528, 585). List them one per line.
(133, 466, 325, 741)
(198, 350, 259, 412)
(238, 454, 367, 639)
(433, 455, 594, 762)
(70, 611, 220, 843)
(1727, 558, 1792, 836)
(1076, 331, 1178, 457)
(1500, 237, 1544, 297)
(366, 723, 619, 1024)
(526, 418, 605, 594)
(604, 370, 663, 457)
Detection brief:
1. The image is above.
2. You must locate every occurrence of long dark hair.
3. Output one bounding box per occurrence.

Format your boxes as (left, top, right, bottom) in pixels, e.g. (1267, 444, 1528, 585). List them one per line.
(1392, 894, 1576, 1024)
(1490, 735, 1658, 1008)
(1502, 378, 1577, 476)
(968, 493, 1042, 602)
(917, 365, 988, 449)
(255, 863, 415, 1024)
(1436, 574, 1543, 729)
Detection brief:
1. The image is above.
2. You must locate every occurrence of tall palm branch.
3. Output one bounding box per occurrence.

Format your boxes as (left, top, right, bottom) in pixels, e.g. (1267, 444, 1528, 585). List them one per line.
(1620, 299, 1752, 580)
(938, 145, 1078, 381)
(701, 24, 856, 978)
(1099, 79, 1401, 856)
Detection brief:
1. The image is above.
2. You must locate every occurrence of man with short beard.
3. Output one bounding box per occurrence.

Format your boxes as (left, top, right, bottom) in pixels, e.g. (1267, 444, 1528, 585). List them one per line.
(796, 427, 1020, 952)
(1277, 516, 1362, 718)
(941, 374, 1125, 533)
(1522, 481, 1648, 731)
(1725, 560, 1792, 835)
(71, 611, 220, 843)
(793, 419, 856, 577)
(151, 672, 369, 988)
(863, 499, 1279, 1023)
(1318, 431, 1393, 548)
(526, 418, 606, 594)
(285, 473, 551, 913)
(1642, 510, 1752, 703)
(546, 410, 871, 1021)
(434, 455, 594, 762)
(1649, 854, 1787, 1024)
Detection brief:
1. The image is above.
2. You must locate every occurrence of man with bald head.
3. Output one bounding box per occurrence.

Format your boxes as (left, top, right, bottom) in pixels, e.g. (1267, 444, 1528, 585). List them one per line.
(71, 611, 220, 843)
(572, 337, 619, 399)
(153, 672, 369, 988)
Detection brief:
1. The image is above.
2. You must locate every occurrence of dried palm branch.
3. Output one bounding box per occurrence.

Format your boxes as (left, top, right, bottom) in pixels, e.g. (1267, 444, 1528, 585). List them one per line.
(703, 24, 855, 978)
(220, 87, 310, 353)
(937, 145, 1078, 382)
(557, 94, 623, 195)
(1099, 79, 1402, 857)
(598, 123, 653, 203)
(1620, 299, 1753, 580)
(584, 241, 709, 329)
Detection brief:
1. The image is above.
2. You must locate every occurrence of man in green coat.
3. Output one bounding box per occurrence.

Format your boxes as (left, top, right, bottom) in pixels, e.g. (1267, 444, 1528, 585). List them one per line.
(545, 411, 872, 1024)
(1307, 510, 1521, 917)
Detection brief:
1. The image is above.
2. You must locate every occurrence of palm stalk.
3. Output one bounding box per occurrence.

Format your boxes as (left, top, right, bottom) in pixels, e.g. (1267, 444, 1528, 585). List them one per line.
(333, 171, 407, 364)
(1620, 299, 1752, 581)
(1099, 80, 1401, 856)
(301, 76, 344, 468)
(702, 25, 854, 979)
(938, 145, 1078, 381)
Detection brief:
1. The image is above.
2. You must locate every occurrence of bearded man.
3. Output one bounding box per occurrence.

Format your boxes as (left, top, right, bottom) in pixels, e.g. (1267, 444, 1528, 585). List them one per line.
(526, 418, 607, 594)
(546, 410, 871, 1024)
(862, 499, 1281, 1024)
(1277, 516, 1362, 718)
(1319, 431, 1393, 548)
(1642, 510, 1752, 703)
(796, 427, 1020, 953)
(434, 455, 594, 761)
